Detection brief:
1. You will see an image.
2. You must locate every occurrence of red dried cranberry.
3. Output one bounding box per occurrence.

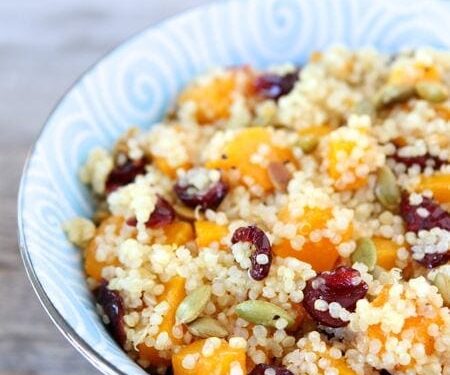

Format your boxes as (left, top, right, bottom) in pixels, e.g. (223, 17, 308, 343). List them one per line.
(400, 194, 450, 233)
(231, 225, 272, 281)
(106, 158, 146, 193)
(392, 152, 447, 171)
(95, 280, 126, 345)
(303, 266, 368, 328)
(126, 196, 175, 228)
(174, 168, 228, 211)
(416, 252, 449, 269)
(254, 70, 299, 100)
(126, 217, 138, 226)
(146, 197, 175, 228)
(249, 364, 294, 375)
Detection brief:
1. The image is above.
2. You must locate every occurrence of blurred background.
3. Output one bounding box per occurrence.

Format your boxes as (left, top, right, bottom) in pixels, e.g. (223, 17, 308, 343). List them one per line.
(0, 1, 210, 374)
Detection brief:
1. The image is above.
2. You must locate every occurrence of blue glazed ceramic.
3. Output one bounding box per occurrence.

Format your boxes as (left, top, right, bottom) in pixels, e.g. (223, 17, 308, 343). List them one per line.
(17, 0, 450, 374)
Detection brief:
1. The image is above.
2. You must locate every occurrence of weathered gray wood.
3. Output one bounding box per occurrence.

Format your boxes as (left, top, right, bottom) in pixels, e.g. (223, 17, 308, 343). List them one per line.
(0, 1, 209, 374)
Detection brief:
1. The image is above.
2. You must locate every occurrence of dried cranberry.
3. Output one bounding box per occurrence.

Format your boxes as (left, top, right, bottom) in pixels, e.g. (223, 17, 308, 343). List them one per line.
(416, 252, 449, 269)
(231, 225, 272, 281)
(95, 280, 126, 345)
(174, 168, 228, 211)
(249, 364, 293, 375)
(106, 158, 146, 193)
(125, 217, 137, 226)
(400, 194, 450, 268)
(146, 197, 175, 228)
(303, 266, 368, 328)
(392, 152, 447, 171)
(254, 70, 299, 100)
(126, 196, 175, 228)
(400, 194, 450, 233)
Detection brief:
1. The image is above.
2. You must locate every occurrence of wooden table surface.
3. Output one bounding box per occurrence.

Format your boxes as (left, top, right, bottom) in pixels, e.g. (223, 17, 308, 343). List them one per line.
(0, 1, 209, 374)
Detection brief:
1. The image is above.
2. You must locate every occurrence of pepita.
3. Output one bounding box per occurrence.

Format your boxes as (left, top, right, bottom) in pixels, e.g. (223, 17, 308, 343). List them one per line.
(187, 317, 228, 338)
(173, 204, 200, 221)
(374, 84, 415, 109)
(235, 300, 295, 329)
(354, 99, 375, 118)
(297, 135, 319, 154)
(176, 285, 211, 324)
(371, 265, 387, 279)
(416, 81, 449, 103)
(352, 237, 377, 271)
(432, 272, 450, 307)
(375, 166, 401, 211)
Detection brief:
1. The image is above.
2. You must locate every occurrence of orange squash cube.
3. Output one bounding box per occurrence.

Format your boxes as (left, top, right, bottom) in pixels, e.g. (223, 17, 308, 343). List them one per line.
(372, 237, 400, 270)
(367, 286, 443, 358)
(273, 207, 351, 272)
(298, 125, 332, 138)
(172, 339, 246, 375)
(158, 276, 186, 344)
(84, 216, 125, 281)
(194, 220, 228, 248)
(178, 68, 252, 125)
(137, 344, 170, 367)
(327, 138, 368, 191)
(388, 62, 440, 86)
(417, 173, 450, 204)
(164, 221, 195, 246)
(138, 276, 186, 363)
(207, 127, 293, 192)
(153, 156, 190, 179)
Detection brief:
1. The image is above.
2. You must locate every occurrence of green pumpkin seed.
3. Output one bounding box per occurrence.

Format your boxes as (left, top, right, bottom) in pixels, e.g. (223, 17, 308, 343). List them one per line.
(371, 265, 387, 279)
(176, 285, 211, 324)
(187, 317, 228, 338)
(354, 99, 375, 118)
(375, 166, 401, 211)
(173, 204, 200, 221)
(432, 272, 450, 307)
(297, 135, 319, 154)
(374, 84, 415, 109)
(352, 238, 377, 271)
(416, 81, 449, 103)
(235, 300, 295, 329)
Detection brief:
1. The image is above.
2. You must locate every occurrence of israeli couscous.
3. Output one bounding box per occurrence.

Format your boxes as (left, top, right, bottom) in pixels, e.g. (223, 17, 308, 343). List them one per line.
(65, 46, 450, 375)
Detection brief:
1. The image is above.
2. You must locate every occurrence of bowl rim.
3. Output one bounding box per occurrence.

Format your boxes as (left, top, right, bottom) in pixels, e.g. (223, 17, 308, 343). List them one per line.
(16, 1, 229, 374)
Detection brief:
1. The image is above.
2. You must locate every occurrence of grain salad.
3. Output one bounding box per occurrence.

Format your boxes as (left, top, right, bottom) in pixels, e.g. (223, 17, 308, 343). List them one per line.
(65, 46, 450, 375)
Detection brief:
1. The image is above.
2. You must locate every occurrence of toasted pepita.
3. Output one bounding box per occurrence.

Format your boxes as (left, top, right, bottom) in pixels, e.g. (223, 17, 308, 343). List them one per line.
(374, 84, 415, 109)
(187, 317, 228, 338)
(352, 238, 377, 271)
(173, 204, 200, 221)
(432, 272, 450, 306)
(354, 99, 375, 117)
(416, 81, 449, 103)
(176, 285, 211, 324)
(297, 135, 319, 154)
(375, 166, 401, 211)
(235, 300, 295, 329)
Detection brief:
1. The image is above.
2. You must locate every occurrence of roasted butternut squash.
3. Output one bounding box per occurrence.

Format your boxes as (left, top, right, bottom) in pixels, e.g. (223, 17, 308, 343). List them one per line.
(172, 339, 246, 375)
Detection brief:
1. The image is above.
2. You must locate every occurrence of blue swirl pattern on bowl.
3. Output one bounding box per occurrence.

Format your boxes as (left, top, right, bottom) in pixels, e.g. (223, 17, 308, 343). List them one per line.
(17, 0, 450, 374)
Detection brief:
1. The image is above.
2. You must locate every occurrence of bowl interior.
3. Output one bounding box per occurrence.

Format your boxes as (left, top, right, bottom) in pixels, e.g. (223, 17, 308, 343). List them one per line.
(18, 0, 450, 374)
